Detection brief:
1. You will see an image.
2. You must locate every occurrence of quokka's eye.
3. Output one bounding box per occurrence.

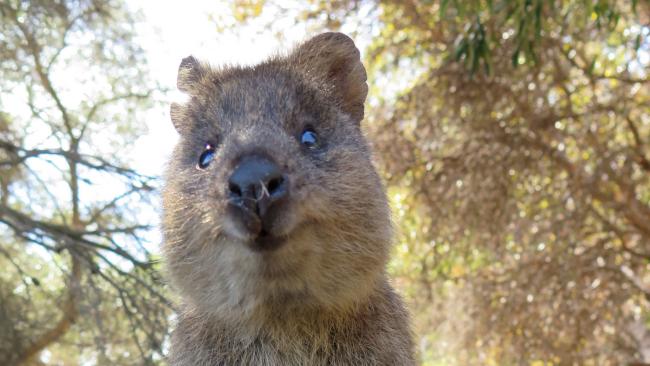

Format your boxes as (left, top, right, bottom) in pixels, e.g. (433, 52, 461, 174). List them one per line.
(197, 143, 216, 169)
(300, 128, 319, 149)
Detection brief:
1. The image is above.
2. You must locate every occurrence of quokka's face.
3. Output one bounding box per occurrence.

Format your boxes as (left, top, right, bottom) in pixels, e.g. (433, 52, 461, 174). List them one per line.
(168, 69, 365, 253)
(162, 33, 392, 317)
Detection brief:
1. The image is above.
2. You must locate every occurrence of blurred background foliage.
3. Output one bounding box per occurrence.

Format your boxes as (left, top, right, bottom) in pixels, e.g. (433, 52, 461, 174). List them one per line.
(0, 1, 169, 364)
(1, 0, 649, 365)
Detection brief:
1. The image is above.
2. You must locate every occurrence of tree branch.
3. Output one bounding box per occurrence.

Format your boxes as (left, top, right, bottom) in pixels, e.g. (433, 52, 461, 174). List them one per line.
(14, 255, 81, 365)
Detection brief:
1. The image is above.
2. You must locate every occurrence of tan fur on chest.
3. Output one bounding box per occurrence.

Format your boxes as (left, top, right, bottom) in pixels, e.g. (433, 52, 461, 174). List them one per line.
(168, 281, 413, 366)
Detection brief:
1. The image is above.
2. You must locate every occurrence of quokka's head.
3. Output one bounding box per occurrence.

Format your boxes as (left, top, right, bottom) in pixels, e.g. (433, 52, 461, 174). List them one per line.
(162, 33, 392, 320)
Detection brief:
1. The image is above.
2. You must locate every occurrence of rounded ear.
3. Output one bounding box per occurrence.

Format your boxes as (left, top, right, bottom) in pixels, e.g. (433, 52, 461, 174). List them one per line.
(177, 55, 206, 94)
(291, 32, 368, 122)
(172, 56, 206, 135)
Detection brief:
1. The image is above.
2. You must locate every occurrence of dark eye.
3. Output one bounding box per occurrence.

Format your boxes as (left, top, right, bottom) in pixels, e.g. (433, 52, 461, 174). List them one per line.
(197, 143, 216, 169)
(300, 128, 319, 149)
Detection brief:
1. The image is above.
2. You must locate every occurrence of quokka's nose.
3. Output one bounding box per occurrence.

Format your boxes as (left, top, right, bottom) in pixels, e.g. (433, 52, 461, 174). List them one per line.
(227, 155, 288, 218)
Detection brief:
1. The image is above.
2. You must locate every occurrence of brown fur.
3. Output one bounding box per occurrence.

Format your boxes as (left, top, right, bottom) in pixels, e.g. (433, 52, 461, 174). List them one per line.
(162, 32, 415, 365)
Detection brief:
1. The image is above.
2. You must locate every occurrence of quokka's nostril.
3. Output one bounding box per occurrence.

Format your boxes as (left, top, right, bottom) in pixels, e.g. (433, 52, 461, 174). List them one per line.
(266, 176, 284, 195)
(229, 181, 242, 197)
(228, 156, 287, 205)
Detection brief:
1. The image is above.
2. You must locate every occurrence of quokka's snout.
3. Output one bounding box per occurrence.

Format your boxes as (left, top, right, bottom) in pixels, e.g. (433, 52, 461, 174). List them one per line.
(225, 153, 290, 251)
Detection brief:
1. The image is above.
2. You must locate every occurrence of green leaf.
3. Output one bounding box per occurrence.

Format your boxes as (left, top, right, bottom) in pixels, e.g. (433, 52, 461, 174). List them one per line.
(512, 48, 520, 67)
(588, 58, 596, 74)
(440, 0, 450, 18)
(534, 0, 542, 40)
(526, 40, 538, 64)
(454, 39, 468, 61)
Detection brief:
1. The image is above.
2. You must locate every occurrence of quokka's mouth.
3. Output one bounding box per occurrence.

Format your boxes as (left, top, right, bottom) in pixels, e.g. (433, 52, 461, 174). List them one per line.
(225, 198, 292, 251)
(250, 229, 287, 252)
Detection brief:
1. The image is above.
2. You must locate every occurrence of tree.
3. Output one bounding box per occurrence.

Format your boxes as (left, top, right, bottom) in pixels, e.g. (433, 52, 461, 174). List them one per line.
(369, 1, 650, 364)
(0, 1, 170, 364)
(229, 0, 650, 364)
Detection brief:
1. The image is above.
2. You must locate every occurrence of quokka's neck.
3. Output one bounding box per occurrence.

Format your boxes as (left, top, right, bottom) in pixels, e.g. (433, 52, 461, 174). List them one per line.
(205, 274, 391, 337)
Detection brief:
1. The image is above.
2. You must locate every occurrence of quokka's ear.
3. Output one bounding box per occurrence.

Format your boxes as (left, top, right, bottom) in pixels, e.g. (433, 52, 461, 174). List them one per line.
(291, 32, 368, 122)
(176, 55, 206, 94)
(171, 56, 207, 134)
